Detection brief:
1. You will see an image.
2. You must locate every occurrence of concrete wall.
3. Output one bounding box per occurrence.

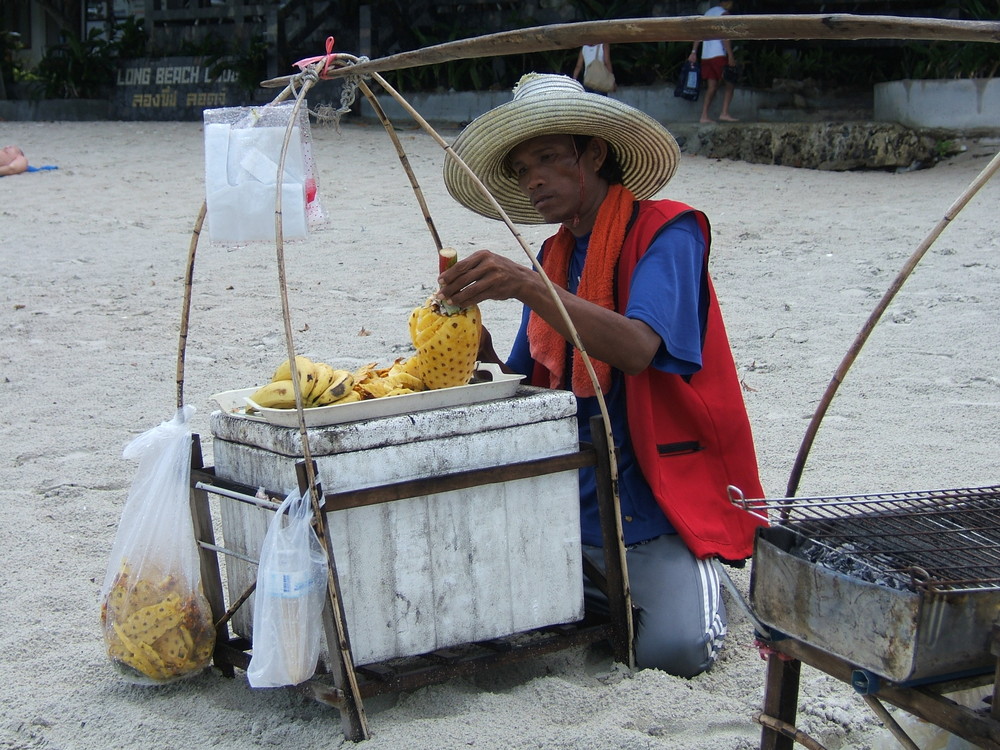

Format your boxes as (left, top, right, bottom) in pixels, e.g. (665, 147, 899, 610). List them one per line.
(875, 79, 1000, 135)
(364, 79, 999, 136)
(362, 84, 761, 127)
(0, 99, 112, 121)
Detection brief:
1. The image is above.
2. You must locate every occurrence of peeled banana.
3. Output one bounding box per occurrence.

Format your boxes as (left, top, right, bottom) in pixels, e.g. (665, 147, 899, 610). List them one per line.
(245, 355, 417, 410)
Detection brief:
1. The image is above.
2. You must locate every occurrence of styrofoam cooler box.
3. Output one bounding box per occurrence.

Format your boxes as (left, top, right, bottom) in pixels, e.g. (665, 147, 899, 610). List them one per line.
(210, 385, 583, 666)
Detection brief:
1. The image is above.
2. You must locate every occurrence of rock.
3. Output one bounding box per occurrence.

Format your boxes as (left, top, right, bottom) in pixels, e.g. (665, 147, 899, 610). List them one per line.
(683, 122, 937, 171)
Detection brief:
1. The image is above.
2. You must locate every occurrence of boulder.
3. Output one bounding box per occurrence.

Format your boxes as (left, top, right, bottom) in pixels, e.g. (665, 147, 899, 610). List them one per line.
(683, 122, 936, 171)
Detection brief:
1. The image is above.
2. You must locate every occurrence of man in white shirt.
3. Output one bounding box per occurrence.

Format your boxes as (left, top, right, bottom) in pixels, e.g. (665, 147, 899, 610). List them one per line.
(688, 0, 738, 123)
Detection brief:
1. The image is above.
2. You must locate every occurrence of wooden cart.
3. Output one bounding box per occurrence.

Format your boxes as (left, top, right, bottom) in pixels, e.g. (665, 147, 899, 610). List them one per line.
(187, 414, 631, 741)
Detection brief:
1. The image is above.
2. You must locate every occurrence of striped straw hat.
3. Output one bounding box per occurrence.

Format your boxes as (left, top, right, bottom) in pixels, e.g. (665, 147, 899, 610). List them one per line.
(443, 73, 680, 225)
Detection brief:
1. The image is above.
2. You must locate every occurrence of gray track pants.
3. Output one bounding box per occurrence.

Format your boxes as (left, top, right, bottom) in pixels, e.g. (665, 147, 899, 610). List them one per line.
(582, 533, 726, 677)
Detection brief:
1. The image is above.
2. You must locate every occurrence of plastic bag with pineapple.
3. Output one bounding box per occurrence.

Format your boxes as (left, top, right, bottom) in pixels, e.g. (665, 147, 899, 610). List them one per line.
(98, 405, 216, 685)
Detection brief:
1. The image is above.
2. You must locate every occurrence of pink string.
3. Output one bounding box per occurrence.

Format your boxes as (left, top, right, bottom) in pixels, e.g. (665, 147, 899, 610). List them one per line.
(292, 36, 338, 78)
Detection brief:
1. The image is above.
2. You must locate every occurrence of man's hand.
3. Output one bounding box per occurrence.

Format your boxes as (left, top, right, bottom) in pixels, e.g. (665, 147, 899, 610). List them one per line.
(437, 249, 536, 309)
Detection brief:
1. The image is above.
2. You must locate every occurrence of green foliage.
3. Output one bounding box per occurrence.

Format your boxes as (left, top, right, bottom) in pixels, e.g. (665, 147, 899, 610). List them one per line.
(35, 27, 117, 98)
(24, 0, 1000, 100)
(379, 0, 999, 93)
(203, 35, 270, 98)
(31, 18, 148, 99)
(1, 28, 27, 87)
(935, 138, 959, 158)
(113, 16, 149, 59)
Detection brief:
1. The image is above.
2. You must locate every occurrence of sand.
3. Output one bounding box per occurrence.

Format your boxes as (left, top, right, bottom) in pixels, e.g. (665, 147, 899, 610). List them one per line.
(1, 116, 997, 750)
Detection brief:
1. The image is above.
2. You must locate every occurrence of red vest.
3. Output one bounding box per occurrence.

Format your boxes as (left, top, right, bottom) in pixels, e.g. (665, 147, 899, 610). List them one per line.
(619, 200, 766, 561)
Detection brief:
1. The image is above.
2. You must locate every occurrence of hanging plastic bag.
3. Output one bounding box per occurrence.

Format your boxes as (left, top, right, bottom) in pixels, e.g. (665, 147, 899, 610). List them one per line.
(246, 489, 328, 688)
(674, 61, 701, 101)
(203, 101, 326, 245)
(99, 405, 216, 685)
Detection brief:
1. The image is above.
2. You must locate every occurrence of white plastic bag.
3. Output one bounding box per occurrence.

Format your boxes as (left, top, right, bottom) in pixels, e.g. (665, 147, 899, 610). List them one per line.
(203, 101, 325, 244)
(246, 489, 328, 688)
(99, 405, 216, 685)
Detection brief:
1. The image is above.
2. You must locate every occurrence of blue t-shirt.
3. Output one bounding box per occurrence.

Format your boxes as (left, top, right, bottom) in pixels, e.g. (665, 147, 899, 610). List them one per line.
(506, 213, 707, 546)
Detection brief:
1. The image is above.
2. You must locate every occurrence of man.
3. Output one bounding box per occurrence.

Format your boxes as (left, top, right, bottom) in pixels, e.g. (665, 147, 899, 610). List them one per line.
(689, 0, 738, 123)
(439, 73, 766, 676)
(0, 145, 28, 176)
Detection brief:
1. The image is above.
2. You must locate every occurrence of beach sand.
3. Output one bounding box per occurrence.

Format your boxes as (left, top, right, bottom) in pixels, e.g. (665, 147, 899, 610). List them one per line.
(1, 117, 997, 750)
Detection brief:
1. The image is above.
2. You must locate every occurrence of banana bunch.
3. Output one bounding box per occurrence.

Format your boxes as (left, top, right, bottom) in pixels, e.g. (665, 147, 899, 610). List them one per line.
(101, 562, 215, 683)
(248, 356, 357, 410)
(248, 356, 428, 410)
(408, 297, 482, 390)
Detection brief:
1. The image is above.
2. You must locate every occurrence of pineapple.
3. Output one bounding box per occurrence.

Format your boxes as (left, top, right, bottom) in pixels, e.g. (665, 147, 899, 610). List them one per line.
(408, 297, 482, 389)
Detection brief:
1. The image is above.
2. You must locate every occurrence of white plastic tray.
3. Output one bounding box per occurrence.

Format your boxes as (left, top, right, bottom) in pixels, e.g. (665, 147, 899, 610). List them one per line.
(211, 364, 525, 428)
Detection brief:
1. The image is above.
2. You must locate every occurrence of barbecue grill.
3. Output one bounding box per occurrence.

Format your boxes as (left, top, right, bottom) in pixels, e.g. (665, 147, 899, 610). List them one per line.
(747, 485, 1000, 749)
(751, 485, 1000, 683)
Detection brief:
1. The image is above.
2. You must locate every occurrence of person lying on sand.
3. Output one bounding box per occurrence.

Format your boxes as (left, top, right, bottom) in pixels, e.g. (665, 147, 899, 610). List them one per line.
(0, 145, 29, 176)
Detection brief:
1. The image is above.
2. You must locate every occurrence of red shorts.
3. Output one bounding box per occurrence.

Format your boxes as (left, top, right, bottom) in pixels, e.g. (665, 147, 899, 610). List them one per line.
(701, 57, 726, 81)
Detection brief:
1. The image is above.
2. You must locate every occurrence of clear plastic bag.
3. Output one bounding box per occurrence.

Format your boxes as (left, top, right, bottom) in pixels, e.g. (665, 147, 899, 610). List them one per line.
(203, 101, 326, 245)
(246, 489, 328, 688)
(99, 405, 216, 685)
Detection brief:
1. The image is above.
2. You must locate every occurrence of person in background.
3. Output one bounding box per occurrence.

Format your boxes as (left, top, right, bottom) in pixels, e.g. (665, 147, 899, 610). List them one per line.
(0, 145, 28, 176)
(689, 0, 738, 123)
(440, 73, 766, 677)
(572, 43, 616, 94)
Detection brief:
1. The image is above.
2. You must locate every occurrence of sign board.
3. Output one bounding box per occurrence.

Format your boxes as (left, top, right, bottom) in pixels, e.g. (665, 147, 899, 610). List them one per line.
(114, 57, 246, 120)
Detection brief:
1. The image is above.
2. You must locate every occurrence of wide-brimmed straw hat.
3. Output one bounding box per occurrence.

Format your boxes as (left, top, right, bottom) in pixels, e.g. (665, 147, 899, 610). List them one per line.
(443, 73, 680, 225)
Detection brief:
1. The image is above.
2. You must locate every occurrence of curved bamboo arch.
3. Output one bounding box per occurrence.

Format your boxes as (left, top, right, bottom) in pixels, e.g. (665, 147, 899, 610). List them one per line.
(261, 14, 1000, 88)
(176, 13, 1000, 544)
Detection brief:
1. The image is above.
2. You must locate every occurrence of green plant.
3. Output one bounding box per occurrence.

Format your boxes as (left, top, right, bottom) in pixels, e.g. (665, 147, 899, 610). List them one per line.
(35, 26, 117, 98)
(204, 35, 269, 98)
(935, 139, 959, 158)
(111, 16, 149, 59)
(29, 17, 148, 99)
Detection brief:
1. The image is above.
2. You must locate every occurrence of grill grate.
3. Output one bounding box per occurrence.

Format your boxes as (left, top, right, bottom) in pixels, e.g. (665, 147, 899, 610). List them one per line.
(755, 485, 1000, 593)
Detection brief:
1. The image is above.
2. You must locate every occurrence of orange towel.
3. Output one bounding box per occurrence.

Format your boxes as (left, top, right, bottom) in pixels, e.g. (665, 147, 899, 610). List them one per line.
(528, 184, 635, 397)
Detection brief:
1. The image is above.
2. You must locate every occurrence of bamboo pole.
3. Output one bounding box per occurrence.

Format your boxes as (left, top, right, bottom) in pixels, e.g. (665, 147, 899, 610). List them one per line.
(861, 695, 921, 750)
(175, 201, 207, 409)
(785, 148, 1000, 498)
(261, 15, 1000, 88)
(365, 69, 622, 491)
(356, 78, 445, 253)
(176, 201, 208, 409)
(360, 69, 634, 661)
(756, 712, 829, 750)
(268, 69, 372, 741)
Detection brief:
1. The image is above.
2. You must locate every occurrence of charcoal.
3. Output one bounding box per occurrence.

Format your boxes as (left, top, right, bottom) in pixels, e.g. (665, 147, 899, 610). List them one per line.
(795, 540, 915, 591)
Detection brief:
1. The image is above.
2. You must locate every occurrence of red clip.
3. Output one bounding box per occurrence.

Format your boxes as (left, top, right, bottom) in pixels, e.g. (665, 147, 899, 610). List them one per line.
(293, 36, 337, 78)
(755, 639, 795, 662)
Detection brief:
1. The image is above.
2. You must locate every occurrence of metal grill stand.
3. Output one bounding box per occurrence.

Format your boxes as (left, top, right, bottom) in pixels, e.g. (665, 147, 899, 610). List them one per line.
(759, 630, 1000, 750)
(188, 414, 632, 741)
(753, 488, 1000, 750)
